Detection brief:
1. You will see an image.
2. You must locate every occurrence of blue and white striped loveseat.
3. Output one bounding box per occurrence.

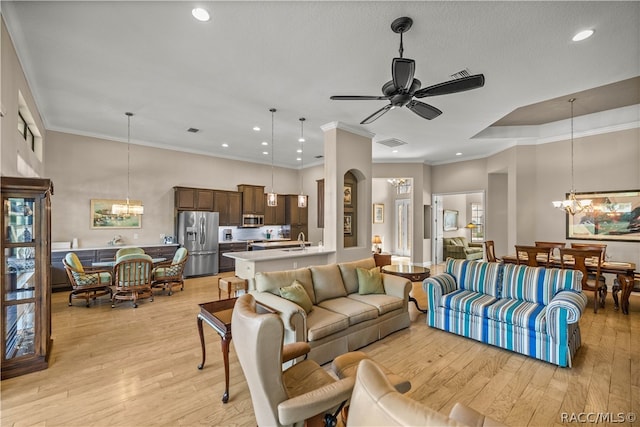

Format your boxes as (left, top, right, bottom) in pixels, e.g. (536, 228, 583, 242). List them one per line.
(423, 259, 588, 367)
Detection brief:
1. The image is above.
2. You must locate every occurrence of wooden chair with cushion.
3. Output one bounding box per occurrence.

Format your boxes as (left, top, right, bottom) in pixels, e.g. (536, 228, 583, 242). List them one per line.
(112, 253, 154, 308)
(560, 247, 605, 313)
(63, 252, 113, 307)
(515, 245, 552, 267)
(534, 241, 566, 257)
(151, 248, 188, 295)
(484, 240, 499, 262)
(115, 247, 145, 260)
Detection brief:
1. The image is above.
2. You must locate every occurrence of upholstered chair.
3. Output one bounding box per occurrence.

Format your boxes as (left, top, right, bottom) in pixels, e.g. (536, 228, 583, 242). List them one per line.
(347, 359, 504, 427)
(151, 248, 188, 295)
(112, 253, 154, 308)
(231, 294, 354, 427)
(115, 247, 145, 260)
(63, 252, 113, 307)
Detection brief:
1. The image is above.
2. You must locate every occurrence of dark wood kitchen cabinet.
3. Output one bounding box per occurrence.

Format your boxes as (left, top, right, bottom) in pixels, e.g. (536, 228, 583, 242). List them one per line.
(174, 187, 214, 211)
(237, 185, 265, 215)
(214, 191, 242, 226)
(285, 195, 308, 240)
(218, 242, 248, 273)
(264, 194, 286, 225)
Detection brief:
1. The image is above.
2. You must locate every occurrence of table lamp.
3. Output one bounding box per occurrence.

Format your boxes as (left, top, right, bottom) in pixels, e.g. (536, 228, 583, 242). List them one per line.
(372, 235, 382, 253)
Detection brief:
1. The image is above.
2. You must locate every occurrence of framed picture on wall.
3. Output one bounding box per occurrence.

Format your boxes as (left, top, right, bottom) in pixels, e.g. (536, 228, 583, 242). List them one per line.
(344, 214, 352, 235)
(443, 209, 458, 231)
(90, 199, 142, 229)
(343, 185, 352, 206)
(567, 190, 640, 242)
(373, 204, 384, 224)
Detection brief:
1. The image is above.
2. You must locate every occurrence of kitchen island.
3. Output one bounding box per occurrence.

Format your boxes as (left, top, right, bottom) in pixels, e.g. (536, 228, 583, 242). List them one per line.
(250, 241, 312, 250)
(223, 246, 334, 280)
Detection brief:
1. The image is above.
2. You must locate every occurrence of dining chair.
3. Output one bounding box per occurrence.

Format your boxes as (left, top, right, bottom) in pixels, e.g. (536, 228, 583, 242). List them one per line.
(484, 240, 499, 262)
(534, 241, 566, 257)
(112, 253, 154, 308)
(63, 252, 113, 307)
(570, 242, 607, 290)
(115, 247, 145, 260)
(560, 247, 605, 313)
(515, 245, 552, 267)
(151, 248, 188, 295)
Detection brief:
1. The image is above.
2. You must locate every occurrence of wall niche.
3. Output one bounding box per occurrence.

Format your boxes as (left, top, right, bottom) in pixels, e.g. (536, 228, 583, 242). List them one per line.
(343, 171, 357, 248)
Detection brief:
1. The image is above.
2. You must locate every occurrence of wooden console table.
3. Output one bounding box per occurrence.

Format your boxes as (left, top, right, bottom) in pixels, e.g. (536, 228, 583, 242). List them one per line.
(197, 297, 275, 403)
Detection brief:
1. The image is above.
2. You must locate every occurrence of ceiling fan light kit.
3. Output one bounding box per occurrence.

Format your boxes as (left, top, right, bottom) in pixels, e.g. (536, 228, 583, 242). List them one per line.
(330, 16, 485, 124)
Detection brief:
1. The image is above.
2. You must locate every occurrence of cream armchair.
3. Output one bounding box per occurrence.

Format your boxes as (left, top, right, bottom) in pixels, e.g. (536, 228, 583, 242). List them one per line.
(347, 359, 504, 427)
(232, 294, 355, 427)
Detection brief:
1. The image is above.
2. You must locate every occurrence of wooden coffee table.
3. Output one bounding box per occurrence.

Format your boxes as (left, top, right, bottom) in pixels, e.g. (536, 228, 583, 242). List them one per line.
(381, 264, 430, 314)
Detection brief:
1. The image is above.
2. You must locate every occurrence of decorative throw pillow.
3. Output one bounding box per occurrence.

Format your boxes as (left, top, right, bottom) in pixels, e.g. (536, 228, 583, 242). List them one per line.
(279, 280, 314, 314)
(357, 267, 385, 295)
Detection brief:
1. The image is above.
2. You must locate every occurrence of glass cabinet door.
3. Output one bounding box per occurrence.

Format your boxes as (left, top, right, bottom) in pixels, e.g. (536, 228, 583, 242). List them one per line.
(3, 197, 38, 361)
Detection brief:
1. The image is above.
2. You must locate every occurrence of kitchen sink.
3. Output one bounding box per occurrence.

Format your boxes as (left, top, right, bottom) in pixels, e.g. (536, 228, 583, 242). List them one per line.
(282, 248, 306, 252)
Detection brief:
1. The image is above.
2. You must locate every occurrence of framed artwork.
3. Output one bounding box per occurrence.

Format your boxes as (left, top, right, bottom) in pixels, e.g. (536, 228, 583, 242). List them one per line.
(344, 214, 352, 235)
(567, 190, 640, 242)
(343, 185, 352, 206)
(443, 209, 458, 231)
(90, 199, 142, 229)
(373, 204, 384, 224)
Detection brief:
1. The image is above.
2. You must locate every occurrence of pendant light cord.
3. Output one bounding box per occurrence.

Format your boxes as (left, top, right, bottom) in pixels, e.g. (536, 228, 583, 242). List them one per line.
(299, 117, 305, 194)
(270, 108, 276, 193)
(569, 98, 575, 193)
(126, 112, 133, 204)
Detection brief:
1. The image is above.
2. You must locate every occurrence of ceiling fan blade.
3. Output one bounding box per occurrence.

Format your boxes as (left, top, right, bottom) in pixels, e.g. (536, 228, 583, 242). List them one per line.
(360, 104, 393, 125)
(330, 95, 390, 101)
(407, 100, 442, 120)
(414, 74, 485, 98)
(392, 58, 415, 91)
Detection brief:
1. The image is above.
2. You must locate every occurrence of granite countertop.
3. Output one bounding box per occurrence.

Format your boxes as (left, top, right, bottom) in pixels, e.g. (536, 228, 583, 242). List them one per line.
(223, 246, 333, 262)
(52, 243, 179, 252)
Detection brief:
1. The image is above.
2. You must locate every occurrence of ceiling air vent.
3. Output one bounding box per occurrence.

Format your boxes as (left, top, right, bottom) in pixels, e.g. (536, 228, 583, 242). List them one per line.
(187, 127, 200, 133)
(376, 138, 407, 148)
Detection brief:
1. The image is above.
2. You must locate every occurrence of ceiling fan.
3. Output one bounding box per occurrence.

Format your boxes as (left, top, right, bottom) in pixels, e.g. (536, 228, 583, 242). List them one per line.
(330, 17, 485, 125)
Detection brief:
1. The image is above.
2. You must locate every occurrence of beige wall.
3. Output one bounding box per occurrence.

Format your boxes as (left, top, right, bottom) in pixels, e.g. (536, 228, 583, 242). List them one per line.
(433, 128, 640, 267)
(1, 18, 46, 177)
(44, 130, 300, 248)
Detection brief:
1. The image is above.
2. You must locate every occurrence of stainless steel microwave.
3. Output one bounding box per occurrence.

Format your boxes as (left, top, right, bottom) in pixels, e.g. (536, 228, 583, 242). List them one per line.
(242, 214, 264, 227)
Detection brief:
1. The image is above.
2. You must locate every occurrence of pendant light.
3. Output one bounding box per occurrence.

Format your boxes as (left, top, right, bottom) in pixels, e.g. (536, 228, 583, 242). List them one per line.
(112, 112, 144, 215)
(266, 108, 278, 207)
(551, 98, 592, 215)
(297, 117, 308, 208)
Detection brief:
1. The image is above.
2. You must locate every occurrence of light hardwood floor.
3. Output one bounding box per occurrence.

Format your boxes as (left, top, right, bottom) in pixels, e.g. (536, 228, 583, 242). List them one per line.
(1, 270, 638, 427)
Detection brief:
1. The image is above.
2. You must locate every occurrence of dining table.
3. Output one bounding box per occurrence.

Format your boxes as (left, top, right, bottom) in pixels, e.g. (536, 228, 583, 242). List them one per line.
(501, 254, 636, 314)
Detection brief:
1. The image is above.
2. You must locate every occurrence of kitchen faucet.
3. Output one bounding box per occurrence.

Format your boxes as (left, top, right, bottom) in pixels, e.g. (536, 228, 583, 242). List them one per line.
(297, 231, 306, 250)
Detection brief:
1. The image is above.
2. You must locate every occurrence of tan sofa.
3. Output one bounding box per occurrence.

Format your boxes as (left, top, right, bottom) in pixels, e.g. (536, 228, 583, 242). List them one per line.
(249, 257, 412, 365)
(443, 236, 484, 260)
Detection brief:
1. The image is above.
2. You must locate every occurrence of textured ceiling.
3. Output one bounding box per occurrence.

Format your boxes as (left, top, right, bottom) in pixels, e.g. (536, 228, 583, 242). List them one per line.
(2, 1, 639, 168)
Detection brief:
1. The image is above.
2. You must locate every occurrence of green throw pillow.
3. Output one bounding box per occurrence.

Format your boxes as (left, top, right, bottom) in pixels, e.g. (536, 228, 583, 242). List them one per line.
(279, 280, 314, 314)
(357, 267, 385, 295)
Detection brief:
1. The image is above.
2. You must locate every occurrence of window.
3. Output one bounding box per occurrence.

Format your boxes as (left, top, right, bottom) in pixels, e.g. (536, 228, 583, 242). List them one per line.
(470, 203, 484, 242)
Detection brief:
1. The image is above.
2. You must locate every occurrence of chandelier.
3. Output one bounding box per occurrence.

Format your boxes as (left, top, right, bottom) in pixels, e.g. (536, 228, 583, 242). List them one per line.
(551, 98, 592, 215)
(297, 117, 308, 208)
(266, 108, 278, 207)
(112, 112, 144, 216)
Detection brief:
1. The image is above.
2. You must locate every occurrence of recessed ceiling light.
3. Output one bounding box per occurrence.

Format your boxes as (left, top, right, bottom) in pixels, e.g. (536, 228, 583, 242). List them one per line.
(298, 137, 305, 143)
(296, 149, 302, 153)
(392, 149, 398, 153)
(261, 141, 268, 146)
(456, 152, 462, 156)
(262, 151, 269, 155)
(191, 8, 210, 22)
(253, 126, 261, 131)
(296, 157, 302, 161)
(572, 29, 594, 42)
(221, 143, 229, 148)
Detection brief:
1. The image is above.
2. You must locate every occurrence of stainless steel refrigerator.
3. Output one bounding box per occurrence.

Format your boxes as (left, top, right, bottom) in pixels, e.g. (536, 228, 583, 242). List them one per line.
(177, 211, 219, 277)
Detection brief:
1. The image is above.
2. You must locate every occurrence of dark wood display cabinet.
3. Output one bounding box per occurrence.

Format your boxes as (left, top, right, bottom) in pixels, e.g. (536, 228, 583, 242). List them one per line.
(1, 177, 53, 380)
